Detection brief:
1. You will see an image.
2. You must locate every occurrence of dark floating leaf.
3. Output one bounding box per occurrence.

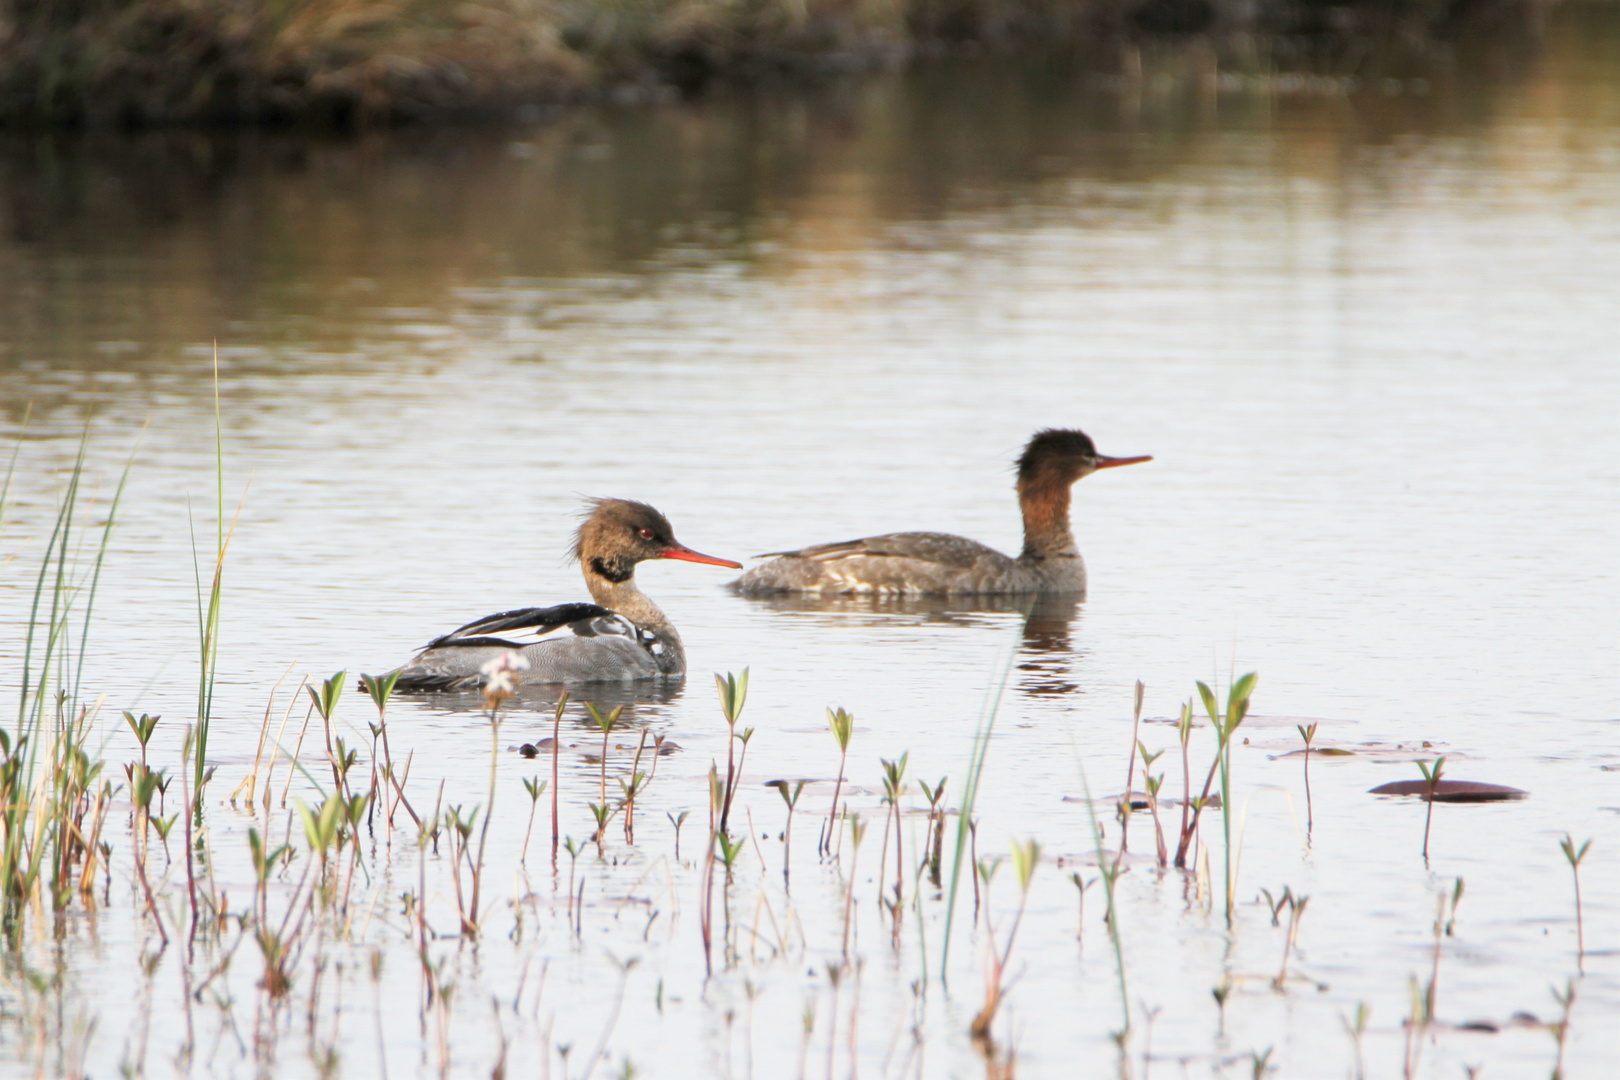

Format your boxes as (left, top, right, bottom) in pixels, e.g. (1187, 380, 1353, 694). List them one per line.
(1368, 779, 1528, 803)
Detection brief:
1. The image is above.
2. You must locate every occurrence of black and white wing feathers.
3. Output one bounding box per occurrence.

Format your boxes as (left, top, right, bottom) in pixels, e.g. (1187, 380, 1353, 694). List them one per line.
(426, 602, 625, 649)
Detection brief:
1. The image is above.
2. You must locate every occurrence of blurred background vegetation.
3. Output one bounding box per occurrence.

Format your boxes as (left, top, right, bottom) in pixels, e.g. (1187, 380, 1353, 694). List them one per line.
(0, 0, 1553, 126)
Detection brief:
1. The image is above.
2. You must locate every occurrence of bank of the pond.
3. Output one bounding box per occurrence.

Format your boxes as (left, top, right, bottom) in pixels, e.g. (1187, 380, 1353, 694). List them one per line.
(0, 0, 1553, 126)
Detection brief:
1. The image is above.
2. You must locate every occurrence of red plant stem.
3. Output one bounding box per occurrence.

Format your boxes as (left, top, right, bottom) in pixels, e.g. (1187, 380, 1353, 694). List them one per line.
(701, 840, 715, 975)
(182, 764, 199, 946)
(624, 731, 647, 843)
(892, 801, 904, 907)
(720, 734, 749, 841)
(1303, 743, 1314, 832)
(1573, 869, 1585, 971)
(876, 809, 891, 910)
(1422, 795, 1435, 860)
(1178, 736, 1191, 861)
(133, 825, 169, 948)
(721, 723, 737, 835)
(379, 712, 396, 826)
(388, 752, 419, 828)
(1121, 721, 1141, 856)
(825, 747, 848, 856)
(1174, 752, 1223, 868)
(841, 838, 859, 962)
(551, 699, 562, 867)
(1148, 791, 1168, 868)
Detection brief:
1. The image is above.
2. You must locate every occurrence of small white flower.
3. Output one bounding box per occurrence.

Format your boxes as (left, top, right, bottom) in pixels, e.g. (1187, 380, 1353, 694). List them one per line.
(480, 650, 529, 697)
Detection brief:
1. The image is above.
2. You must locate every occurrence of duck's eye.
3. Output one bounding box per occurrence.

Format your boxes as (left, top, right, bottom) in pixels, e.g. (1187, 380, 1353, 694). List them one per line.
(639, 527, 654, 540)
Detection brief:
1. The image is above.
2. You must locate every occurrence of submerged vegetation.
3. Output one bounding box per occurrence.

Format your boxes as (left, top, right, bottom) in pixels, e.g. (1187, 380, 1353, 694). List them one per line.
(0, 0, 1555, 125)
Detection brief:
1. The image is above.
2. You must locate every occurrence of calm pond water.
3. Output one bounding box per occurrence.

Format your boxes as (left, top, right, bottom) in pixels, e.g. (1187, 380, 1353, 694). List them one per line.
(1, 5, 1617, 1078)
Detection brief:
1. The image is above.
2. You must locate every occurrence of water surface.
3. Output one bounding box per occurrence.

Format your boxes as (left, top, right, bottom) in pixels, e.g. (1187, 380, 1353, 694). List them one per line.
(1, 7, 1617, 1077)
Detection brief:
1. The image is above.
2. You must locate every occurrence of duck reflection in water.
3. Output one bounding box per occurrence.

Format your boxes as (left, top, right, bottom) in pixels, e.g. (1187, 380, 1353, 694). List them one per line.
(402, 677, 683, 715)
(393, 677, 686, 758)
(737, 592, 1085, 698)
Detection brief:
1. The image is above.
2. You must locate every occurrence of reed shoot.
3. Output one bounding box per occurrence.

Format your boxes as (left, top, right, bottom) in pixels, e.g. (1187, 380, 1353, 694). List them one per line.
(1138, 742, 1168, 867)
(1198, 672, 1258, 927)
(1342, 1002, 1370, 1080)
(521, 777, 546, 864)
(1558, 834, 1591, 972)
(1297, 722, 1318, 835)
(1119, 681, 1145, 853)
(1272, 890, 1309, 989)
(772, 780, 807, 885)
(823, 707, 854, 856)
(715, 669, 749, 835)
(970, 837, 1040, 1044)
(584, 702, 624, 810)
(1416, 756, 1445, 860)
(550, 692, 569, 862)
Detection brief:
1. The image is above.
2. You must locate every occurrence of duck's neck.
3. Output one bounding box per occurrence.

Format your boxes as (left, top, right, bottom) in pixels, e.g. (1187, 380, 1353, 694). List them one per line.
(1017, 477, 1078, 560)
(584, 568, 670, 628)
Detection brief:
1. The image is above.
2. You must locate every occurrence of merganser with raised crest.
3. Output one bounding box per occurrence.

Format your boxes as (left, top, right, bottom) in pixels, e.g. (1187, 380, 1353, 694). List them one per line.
(730, 429, 1150, 597)
(394, 499, 740, 690)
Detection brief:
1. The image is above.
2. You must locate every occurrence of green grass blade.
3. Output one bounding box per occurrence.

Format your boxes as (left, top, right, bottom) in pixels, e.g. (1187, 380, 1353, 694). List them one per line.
(1066, 735, 1131, 1036)
(939, 631, 1020, 976)
(71, 427, 143, 712)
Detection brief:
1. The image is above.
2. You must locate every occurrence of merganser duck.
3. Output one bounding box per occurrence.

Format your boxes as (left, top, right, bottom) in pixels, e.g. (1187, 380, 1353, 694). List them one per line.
(394, 499, 740, 690)
(730, 429, 1149, 597)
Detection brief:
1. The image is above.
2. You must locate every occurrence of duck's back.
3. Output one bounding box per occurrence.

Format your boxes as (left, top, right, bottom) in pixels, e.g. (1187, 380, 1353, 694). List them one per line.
(394, 604, 677, 690)
(731, 531, 1076, 595)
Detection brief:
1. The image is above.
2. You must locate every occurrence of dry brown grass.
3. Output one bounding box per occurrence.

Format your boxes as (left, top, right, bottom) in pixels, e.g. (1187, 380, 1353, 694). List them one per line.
(0, 0, 1544, 125)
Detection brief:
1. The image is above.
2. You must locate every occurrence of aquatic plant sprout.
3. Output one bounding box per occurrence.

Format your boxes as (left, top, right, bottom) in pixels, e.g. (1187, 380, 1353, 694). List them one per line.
(823, 705, 855, 855)
(1558, 834, 1592, 972)
(715, 669, 749, 835)
(1417, 755, 1446, 860)
(1297, 721, 1318, 836)
(1198, 672, 1258, 928)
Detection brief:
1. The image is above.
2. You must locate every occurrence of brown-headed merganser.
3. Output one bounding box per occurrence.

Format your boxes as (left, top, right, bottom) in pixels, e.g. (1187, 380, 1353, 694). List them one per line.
(394, 499, 740, 690)
(730, 429, 1149, 597)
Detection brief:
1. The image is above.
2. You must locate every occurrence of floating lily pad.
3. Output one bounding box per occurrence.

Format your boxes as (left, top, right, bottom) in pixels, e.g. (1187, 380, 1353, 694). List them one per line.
(1368, 779, 1527, 802)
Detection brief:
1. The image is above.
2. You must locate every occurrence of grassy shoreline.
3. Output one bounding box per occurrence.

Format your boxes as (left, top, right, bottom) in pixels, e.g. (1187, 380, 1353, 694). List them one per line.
(0, 0, 1552, 127)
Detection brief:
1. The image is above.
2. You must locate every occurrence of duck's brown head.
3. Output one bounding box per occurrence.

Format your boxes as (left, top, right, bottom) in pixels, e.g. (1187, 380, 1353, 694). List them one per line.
(573, 498, 741, 584)
(1016, 428, 1151, 493)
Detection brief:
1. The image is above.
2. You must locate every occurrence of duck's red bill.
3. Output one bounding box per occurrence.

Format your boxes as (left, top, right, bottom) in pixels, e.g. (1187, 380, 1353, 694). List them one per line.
(1095, 454, 1153, 470)
(661, 545, 743, 569)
